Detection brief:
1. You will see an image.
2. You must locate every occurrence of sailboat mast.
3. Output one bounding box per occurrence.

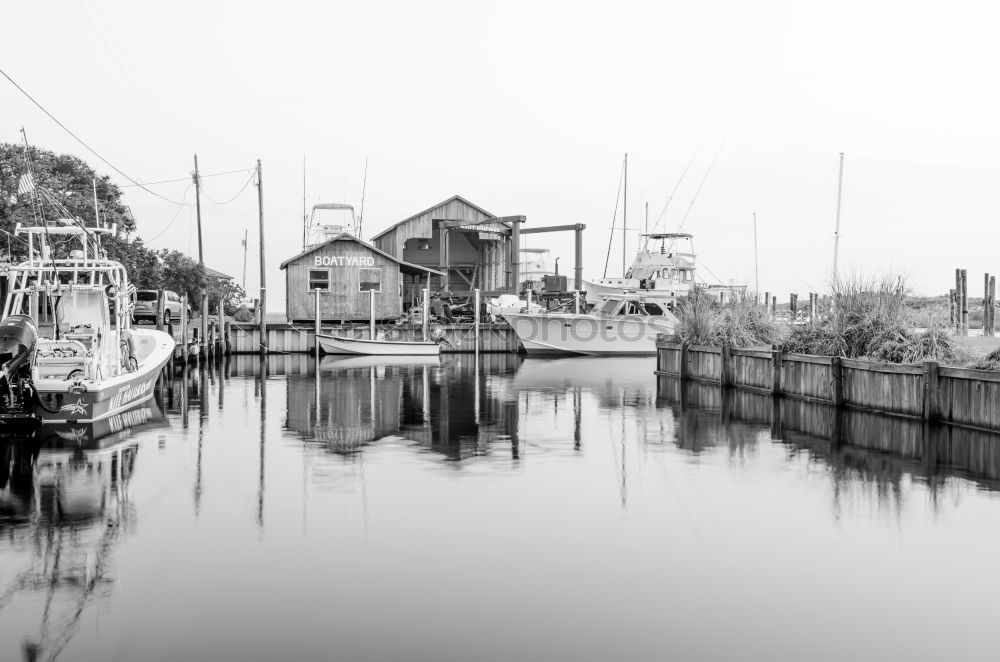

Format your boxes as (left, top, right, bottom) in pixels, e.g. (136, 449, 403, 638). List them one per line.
(832, 152, 845, 283)
(622, 153, 628, 278)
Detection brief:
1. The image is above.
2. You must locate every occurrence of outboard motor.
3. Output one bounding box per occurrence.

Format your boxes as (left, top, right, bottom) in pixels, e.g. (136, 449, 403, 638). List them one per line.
(0, 315, 39, 422)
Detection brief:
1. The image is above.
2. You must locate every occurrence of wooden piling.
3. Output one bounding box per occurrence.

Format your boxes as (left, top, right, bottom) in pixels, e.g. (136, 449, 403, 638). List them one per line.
(679, 342, 689, 381)
(474, 288, 481, 351)
(771, 345, 782, 395)
(949, 288, 956, 328)
(156, 288, 165, 332)
(180, 294, 189, 362)
(771, 296, 776, 315)
(720, 344, 732, 387)
(314, 288, 321, 354)
(961, 269, 969, 333)
(923, 360, 939, 421)
(831, 356, 843, 407)
(990, 276, 996, 336)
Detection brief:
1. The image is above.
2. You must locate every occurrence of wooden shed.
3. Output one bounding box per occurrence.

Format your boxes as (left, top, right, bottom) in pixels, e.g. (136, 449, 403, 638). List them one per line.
(279, 233, 442, 322)
(369, 195, 518, 295)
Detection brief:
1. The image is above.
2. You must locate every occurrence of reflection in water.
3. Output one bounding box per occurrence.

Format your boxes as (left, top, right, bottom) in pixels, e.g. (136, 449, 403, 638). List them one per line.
(0, 396, 164, 662)
(657, 376, 1000, 512)
(3, 357, 1000, 660)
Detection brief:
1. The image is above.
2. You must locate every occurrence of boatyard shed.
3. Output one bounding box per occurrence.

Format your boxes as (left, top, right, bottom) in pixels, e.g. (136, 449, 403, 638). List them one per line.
(370, 195, 518, 294)
(279, 233, 442, 322)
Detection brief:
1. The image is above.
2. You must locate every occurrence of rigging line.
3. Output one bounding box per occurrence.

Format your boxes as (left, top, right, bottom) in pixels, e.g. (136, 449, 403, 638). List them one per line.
(119, 169, 252, 188)
(0, 65, 188, 206)
(75, 0, 184, 159)
(646, 136, 707, 246)
(695, 258, 727, 286)
(199, 170, 256, 205)
(145, 184, 193, 244)
(677, 140, 726, 232)
(0, 228, 29, 248)
(602, 157, 626, 279)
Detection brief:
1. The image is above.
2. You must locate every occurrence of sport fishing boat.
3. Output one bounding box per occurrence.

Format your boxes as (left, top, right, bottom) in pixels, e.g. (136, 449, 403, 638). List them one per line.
(502, 293, 677, 356)
(0, 223, 175, 425)
(584, 233, 697, 307)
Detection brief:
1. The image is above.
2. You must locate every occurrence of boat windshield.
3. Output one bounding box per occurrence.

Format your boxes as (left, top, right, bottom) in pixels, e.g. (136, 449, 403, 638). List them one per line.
(58, 289, 106, 329)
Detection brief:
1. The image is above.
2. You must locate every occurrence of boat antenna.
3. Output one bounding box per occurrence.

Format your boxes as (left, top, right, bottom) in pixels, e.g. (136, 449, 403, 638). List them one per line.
(602, 156, 626, 278)
(19, 128, 58, 277)
(753, 212, 759, 297)
(302, 155, 307, 250)
(358, 157, 368, 241)
(622, 152, 628, 279)
(92, 178, 101, 227)
(676, 140, 725, 233)
(832, 152, 845, 284)
(645, 135, 706, 250)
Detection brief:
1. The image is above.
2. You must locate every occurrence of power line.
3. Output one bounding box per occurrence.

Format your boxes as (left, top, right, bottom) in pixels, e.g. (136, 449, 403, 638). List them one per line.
(199, 170, 256, 205)
(0, 64, 187, 206)
(119, 169, 252, 188)
(145, 184, 193, 244)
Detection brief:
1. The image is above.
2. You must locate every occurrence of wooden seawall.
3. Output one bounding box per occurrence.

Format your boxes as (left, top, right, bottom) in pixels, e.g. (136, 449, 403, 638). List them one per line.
(656, 339, 1000, 432)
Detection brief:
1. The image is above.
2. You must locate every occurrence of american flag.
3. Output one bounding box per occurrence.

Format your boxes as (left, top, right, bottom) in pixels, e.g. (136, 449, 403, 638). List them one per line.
(17, 172, 34, 195)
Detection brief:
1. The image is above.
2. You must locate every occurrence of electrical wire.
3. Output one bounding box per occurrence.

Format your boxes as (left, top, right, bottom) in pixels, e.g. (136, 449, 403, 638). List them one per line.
(119, 169, 251, 188)
(199, 171, 256, 205)
(145, 184, 193, 244)
(0, 64, 187, 206)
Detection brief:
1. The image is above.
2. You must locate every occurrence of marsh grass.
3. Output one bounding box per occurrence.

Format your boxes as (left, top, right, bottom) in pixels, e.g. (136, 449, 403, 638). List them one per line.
(673, 291, 779, 348)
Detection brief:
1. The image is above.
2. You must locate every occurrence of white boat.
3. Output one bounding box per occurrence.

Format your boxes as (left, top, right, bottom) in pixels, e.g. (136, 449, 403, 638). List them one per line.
(0, 223, 175, 425)
(502, 294, 677, 356)
(317, 333, 441, 356)
(585, 232, 697, 306)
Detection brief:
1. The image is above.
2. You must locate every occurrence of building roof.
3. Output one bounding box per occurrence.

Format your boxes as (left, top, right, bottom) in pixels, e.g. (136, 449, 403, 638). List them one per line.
(368, 195, 497, 242)
(205, 266, 233, 280)
(279, 233, 444, 276)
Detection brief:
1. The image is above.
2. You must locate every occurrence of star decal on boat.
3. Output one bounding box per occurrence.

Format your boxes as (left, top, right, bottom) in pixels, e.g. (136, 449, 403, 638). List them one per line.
(59, 398, 89, 416)
(55, 427, 89, 443)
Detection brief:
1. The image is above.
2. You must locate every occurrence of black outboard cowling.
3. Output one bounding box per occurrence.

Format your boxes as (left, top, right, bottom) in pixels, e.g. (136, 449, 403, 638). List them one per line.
(0, 315, 39, 423)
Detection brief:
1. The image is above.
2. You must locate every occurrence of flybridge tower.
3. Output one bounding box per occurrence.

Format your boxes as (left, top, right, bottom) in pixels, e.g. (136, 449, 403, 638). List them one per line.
(304, 203, 359, 248)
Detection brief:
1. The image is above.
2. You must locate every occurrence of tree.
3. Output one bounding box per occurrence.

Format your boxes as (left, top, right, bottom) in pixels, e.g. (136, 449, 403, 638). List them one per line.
(0, 143, 135, 260)
(159, 249, 205, 307)
(205, 276, 247, 316)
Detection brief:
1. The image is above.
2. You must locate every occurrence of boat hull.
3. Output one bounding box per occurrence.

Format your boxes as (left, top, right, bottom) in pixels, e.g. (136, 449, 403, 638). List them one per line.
(502, 312, 673, 356)
(34, 329, 175, 424)
(317, 334, 441, 356)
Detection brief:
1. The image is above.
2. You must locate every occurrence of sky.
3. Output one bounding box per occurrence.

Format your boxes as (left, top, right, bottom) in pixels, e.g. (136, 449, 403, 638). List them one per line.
(3, 0, 999, 306)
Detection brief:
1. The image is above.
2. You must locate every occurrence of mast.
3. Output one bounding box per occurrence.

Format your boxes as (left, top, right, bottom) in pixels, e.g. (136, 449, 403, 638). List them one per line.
(194, 154, 207, 353)
(753, 212, 759, 298)
(622, 153, 628, 278)
(832, 152, 845, 283)
(359, 158, 368, 240)
(257, 159, 267, 354)
(302, 155, 307, 251)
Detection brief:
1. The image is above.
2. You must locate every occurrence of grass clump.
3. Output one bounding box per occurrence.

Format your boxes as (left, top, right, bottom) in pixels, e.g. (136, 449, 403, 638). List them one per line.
(782, 273, 962, 364)
(673, 291, 779, 348)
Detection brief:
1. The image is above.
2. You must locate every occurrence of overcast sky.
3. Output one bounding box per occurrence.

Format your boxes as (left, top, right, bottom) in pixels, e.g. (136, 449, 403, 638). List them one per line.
(3, 1, 998, 305)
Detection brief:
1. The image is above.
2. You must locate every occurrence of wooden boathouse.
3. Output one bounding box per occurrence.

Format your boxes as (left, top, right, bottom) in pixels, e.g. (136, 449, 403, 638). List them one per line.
(279, 233, 442, 322)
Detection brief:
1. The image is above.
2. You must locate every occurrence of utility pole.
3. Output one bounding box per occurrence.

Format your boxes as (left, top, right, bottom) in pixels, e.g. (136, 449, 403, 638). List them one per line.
(257, 159, 267, 354)
(194, 154, 207, 357)
(832, 152, 845, 284)
(622, 152, 628, 278)
(753, 212, 759, 300)
(241, 228, 248, 289)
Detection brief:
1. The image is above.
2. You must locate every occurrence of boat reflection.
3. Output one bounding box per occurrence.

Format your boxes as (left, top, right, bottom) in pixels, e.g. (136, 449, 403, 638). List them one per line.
(0, 395, 165, 661)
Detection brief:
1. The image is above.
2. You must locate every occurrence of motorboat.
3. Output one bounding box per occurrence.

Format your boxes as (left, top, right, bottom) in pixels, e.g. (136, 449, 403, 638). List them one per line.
(502, 293, 677, 356)
(316, 333, 441, 356)
(584, 232, 697, 307)
(0, 223, 175, 425)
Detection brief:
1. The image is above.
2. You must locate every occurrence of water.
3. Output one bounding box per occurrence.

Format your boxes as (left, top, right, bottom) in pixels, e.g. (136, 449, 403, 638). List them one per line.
(2, 354, 1000, 661)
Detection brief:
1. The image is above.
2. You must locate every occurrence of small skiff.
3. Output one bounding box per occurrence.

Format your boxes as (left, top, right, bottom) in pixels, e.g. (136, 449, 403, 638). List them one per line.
(317, 334, 441, 356)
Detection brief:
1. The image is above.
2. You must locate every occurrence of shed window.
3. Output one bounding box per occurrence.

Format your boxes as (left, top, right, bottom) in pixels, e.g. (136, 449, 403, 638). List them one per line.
(308, 269, 330, 290)
(359, 267, 382, 292)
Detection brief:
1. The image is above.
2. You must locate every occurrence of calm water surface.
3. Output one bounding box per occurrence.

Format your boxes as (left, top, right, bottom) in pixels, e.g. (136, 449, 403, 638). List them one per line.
(2, 354, 1000, 661)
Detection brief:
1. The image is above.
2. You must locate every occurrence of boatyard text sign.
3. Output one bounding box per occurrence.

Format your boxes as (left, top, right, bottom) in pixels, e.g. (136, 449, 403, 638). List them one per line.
(314, 255, 376, 267)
